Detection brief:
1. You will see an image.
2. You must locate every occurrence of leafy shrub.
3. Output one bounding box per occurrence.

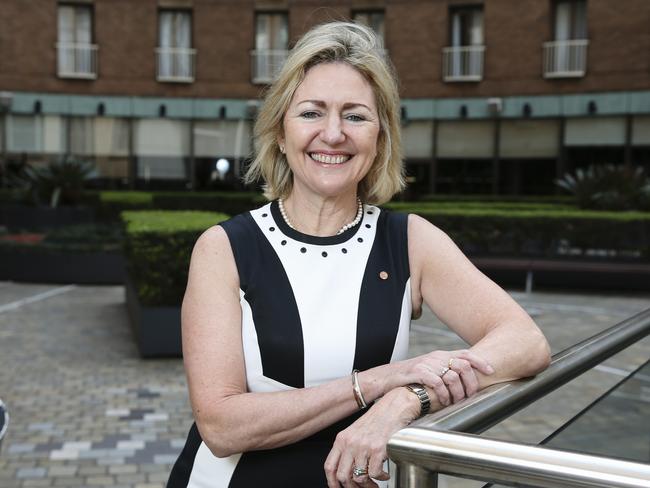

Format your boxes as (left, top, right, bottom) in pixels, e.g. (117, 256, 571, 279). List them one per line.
(394, 205, 650, 260)
(151, 191, 264, 215)
(556, 164, 650, 211)
(122, 210, 229, 306)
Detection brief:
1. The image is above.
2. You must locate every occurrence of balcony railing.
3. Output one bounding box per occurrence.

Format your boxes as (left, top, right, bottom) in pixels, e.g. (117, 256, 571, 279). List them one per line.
(250, 49, 289, 84)
(543, 39, 589, 78)
(443, 45, 485, 82)
(56, 42, 98, 79)
(156, 47, 196, 83)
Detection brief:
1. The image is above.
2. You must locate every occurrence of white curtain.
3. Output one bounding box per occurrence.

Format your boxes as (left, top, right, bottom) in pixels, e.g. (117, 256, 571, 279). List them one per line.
(255, 14, 287, 79)
(58, 6, 92, 74)
(70, 117, 95, 156)
(57, 6, 75, 74)
(554, 2, 571, 72)
(177, 12, 191, 77)
(76, 8, 92, 73)
(7, 115, 43, 153)
(159, 11, 192, 78)
(450, 13, 462, 76)
(159, 12, 173, 77)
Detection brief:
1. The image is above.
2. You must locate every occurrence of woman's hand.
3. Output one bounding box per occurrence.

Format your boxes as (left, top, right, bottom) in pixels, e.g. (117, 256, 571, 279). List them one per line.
(324, 387, 420, 487)
(384, 349, 494, 406)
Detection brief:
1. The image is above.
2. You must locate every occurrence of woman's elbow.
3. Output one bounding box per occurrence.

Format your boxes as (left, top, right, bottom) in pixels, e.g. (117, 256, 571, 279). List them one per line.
(528, 330, 552, 375)
(196, 419, 241, 458)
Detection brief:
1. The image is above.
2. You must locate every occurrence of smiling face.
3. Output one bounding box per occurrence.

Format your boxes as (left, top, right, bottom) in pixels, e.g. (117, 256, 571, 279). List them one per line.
(279, 62, 380, 201)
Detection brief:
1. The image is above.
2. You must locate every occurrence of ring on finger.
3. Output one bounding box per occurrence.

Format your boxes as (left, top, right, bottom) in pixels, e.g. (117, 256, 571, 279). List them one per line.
(440, 366, 450, 376)
(353, 466, 368, 477)
(448, 358, 455, 369)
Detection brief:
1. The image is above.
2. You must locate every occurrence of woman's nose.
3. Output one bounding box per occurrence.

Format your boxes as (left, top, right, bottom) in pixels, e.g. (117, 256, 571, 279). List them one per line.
(320, 114, 345, 145)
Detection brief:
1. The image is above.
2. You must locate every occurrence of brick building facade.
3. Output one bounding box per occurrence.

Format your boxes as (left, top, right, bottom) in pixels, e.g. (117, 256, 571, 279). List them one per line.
(0, 0, 648, 194)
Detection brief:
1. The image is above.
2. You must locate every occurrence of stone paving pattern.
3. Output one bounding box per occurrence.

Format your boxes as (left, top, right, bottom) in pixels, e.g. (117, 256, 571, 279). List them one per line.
(0, 281, 648, 488)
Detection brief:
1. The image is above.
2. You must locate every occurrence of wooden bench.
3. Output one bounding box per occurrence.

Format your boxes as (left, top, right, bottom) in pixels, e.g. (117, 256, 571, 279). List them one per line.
(470, 257, 650, 293)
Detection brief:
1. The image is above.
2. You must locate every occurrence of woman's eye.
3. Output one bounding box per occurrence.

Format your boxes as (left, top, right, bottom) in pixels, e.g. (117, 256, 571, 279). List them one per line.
(345, 114, 365, 122)
(300, 111, 320, 119)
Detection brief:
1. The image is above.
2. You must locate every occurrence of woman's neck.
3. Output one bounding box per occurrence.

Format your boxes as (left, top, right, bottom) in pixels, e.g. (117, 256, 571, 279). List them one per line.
(280, 190, 362, 237)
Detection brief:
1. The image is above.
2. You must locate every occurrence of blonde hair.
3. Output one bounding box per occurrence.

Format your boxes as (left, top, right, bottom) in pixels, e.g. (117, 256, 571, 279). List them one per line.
(244, 21, 405, 205)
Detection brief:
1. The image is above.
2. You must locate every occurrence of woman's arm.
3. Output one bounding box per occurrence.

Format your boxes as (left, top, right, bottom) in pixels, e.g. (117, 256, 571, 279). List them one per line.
(408, 213, 551, 386)
(183, 224, 487, 458)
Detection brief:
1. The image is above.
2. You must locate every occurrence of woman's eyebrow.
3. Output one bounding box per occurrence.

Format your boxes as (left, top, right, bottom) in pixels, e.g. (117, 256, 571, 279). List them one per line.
(296, 99, 373, 111)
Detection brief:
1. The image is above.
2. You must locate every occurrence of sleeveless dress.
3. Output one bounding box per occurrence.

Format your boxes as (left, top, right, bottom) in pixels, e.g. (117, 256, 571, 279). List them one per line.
(168, 201, 412, 488)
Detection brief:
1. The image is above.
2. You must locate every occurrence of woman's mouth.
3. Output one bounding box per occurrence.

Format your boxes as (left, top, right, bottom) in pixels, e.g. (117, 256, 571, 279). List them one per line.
(309, 152, 351, 165)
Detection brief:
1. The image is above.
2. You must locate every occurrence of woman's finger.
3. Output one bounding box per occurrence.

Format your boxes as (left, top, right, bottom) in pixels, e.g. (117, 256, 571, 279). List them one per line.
(455, 350, 494, 375)
(324, 447, 342, 488)
(423, 371, 451, 406)
(368, 453, 390, 481)
(449, 358, 479, 396)
(351, 455, 370, 485)
(336, 448, 356, 488)
(442, 369, 465, 402)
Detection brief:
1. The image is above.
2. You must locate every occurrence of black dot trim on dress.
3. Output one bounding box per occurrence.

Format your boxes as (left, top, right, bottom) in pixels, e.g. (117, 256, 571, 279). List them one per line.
(367, 210, 373, 214)
(262, 213, 268, 217)
(269, 227, 275, 232)
(342, 248, 347, 254)
(357, 237, 363, 243)
(322, 251, 328, 257)
(270, 200, 364, 245)
(365, 224, 371, 228)
(300, 247, 307, 253)
(281, 240, 287, 246)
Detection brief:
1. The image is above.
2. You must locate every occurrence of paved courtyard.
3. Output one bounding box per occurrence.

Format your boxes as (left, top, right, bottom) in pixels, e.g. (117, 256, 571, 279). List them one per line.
(0, 281, 648, 488)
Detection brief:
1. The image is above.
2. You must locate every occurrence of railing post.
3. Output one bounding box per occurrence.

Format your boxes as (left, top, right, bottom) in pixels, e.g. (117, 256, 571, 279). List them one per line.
(394, 463, 438, 488)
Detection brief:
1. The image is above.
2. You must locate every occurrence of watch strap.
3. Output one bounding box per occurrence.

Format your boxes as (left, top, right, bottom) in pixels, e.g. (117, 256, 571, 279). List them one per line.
(405, 383, 431, 418)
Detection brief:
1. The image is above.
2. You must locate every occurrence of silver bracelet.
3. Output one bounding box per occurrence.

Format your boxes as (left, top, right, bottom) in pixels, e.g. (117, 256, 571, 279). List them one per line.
(351, 369, 368, 409)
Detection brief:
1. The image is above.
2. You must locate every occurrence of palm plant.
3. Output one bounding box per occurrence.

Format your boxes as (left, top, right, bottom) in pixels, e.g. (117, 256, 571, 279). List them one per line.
(17, 157, 96, 207)
(556, 164, 650, 211)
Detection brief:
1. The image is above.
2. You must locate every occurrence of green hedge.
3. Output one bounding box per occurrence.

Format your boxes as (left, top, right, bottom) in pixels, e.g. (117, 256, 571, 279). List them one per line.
(122, 210, 229, 306)
(387, 204, 650, 260)
(82, 190, 262, 221)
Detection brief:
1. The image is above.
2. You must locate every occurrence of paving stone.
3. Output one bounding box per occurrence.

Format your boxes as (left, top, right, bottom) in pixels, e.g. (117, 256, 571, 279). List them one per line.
(8, 443, 36, 454)
(47, 465, 78, 477)
(22, 480, 52, 487)
(108, 464, 138, 475)
(85, 476, 116, 486)
(16, 467, 47, 479)
(53, 478, 84, 487)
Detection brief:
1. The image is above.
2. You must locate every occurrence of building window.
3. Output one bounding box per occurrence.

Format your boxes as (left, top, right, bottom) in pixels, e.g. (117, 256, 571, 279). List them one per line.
(352, 10, 385, 43)
(443, 6, 485, 82)
(544, 0, 588, 78)
(251, 12, 288, 84)
(157, 10, 195, 82)
(57, 4, 98, 79)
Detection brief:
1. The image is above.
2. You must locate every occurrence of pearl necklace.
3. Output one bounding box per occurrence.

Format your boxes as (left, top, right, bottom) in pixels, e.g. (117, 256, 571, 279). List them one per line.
(278, 198, 364, 235)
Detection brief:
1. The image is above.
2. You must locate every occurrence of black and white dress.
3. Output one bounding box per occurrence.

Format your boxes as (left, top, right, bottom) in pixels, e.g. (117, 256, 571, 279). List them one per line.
(168, 201, 412, 488)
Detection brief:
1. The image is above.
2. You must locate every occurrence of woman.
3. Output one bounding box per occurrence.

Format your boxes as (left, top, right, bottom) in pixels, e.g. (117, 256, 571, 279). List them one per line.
(168, 21, 550, 488)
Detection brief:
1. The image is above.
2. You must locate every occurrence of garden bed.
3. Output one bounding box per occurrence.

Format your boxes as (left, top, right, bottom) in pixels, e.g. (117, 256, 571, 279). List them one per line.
(0, 224, 125, 284)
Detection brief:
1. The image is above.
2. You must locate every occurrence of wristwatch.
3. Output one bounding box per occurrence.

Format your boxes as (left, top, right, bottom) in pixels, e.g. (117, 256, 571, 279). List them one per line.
(405, 383, 431, 418)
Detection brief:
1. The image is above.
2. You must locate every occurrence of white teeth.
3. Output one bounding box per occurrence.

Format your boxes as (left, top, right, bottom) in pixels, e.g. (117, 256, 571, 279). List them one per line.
(310, 153, 350, 164)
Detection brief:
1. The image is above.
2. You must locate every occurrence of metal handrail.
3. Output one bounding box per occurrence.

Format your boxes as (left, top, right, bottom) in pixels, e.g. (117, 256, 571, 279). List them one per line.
(390, 430, 650, 488)
(0, 398, 8, 452)
(388, 308, 650, 486)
